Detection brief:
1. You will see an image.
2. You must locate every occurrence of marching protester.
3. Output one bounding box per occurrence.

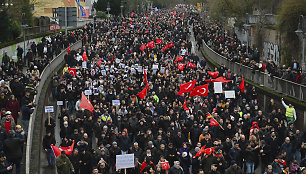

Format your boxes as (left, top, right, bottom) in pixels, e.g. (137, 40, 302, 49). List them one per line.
(40, 4, 306, 174)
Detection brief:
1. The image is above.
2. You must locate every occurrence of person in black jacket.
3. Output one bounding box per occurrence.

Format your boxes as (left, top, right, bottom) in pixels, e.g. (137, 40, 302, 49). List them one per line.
(0, 152, 13, 174)
(118, 130, 131, 154)
(69, 149, 80, 174)
(43, 131, 56, 167)
(244, 143, 259, 174)
(3, 130, 24, 174)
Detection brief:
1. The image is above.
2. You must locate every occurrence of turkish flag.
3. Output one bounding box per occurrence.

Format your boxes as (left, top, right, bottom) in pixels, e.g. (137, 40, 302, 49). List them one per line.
(187, 62, 196, 68)
(140, 44, 146, 51)
(211, 77, 231, 83)
(208, 71, 219, 78)
(72, 32, 75, 37)
(239, 76, 245, 92)
(180, 14, 184, 18)
(97, 59, 102, 66)
(203, 147, 216, 155)
(178, 63, 185, 71)
(183, 99, 189, 110)
(67, 45, 71, 53)
(173, 11, 176, 16)
(68, 67, 77, 76)
(137, 85, 148, 99)
(51, 140, 75, 157)
(80, 92, 94, 113)
(193, 145, 206, 158)
(162, 44, 169, 52)
(168, 42, 174, 48)
(156, 39, 162, 44)
(160, 161, 170, 170)
(189, 84, 208, 97)
(82, 51, 88, 61)
(147, 41, 155, 49)
(210, 118, 219, 127)
(177, 79, 197, 95)
(174, 56, 184, 63)
(82, 35, 87, 40)
(131, 12, 135, 17)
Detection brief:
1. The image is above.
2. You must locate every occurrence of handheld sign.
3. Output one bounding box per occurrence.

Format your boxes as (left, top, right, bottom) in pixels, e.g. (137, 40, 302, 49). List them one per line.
(225, 90, 235, 98)
(214, 82, 223, 93)
(84, 90, 92, 96)
(45, 106, 54, 113)
(57, 101, 64, 106)
(116, 154, 135, 170)
(112, 100, 121, 106)
(82, 61, 87, 69)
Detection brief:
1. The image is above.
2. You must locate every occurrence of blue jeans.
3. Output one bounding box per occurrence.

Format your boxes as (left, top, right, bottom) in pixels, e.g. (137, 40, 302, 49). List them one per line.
(67, 101, 75, 114)
(46, 149, 55, 166)
(22, 120, 29, 136)
(246, 162, 255, 174)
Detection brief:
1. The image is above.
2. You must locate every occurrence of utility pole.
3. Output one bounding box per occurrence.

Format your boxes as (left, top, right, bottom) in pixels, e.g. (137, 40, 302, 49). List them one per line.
(21, 13, 27, 64)
(65, 7, 67, 34)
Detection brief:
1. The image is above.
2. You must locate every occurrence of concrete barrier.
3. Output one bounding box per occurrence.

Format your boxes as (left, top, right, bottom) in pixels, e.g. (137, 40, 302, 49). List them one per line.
(202, 40, 306, 102)
(26, 40, 82, 174)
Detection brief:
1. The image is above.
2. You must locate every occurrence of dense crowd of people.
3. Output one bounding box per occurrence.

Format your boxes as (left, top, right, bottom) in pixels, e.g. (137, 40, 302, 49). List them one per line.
(200, 22, 306, 85)
(39, 5, 306, 174)
(0, 25, 85, 173)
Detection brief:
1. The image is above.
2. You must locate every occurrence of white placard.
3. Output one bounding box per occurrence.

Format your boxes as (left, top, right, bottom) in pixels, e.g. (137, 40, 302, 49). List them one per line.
(101, 70, 106, 76)
(12, 56, 17, 60)
(82, 62, 87, 69)
(116, 154, 135, 170)
(160, 67, 165, 74)
(214, 82, 223, 93)
(84, 89, 92, 95)
(225, 90, 235, 98)
(112, 100, 121, 106)
(45, 106, 54, 113)
(131, 68, 136, 74)
(115, 58, 121, 63)
(57, 101, 63, 106)
(152, 64, 159, 70)
(137, 66, 143, 72)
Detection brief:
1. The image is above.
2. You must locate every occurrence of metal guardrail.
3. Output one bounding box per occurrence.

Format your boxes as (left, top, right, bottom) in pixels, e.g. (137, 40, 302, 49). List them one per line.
(202, 41, 306, 102)
(25, 40, 82, 174)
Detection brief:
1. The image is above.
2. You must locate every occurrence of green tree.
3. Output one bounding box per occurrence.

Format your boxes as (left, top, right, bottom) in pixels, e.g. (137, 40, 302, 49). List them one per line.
(0, 0, 22, 42)
(277, 0, 306, 65)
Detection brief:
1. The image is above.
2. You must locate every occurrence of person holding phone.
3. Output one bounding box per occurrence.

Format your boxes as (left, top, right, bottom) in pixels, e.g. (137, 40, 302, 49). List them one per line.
(0, 152, 13, 174)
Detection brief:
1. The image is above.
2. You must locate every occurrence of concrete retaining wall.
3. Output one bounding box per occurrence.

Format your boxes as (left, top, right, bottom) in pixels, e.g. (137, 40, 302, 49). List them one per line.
(26, 40, 82, 174)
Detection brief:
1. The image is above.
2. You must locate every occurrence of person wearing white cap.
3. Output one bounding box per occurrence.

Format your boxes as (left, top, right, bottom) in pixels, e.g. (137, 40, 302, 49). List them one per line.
(1, 111, 15, 133)
(31, 65, 40, 78)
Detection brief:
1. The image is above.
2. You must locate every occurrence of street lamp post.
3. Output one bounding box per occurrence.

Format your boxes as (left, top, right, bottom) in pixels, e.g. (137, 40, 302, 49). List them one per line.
(92, 8, 95, 33)
(21, 13, 28, 64)
(295, 15, 305, 72)
(120, 0, 124, 17)
(244, 13, 251, 57)
(107, 2, 111, 23)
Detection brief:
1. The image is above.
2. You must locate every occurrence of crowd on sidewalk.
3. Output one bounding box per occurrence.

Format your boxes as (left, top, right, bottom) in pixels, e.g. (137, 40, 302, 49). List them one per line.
(0, 24, 85, 173)
(199, 22, 306, 85)
(40, 5, 306, 174)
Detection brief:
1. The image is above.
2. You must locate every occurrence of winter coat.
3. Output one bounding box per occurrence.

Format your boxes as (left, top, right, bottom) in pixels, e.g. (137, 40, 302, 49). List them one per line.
(56, 155, 74, 174)
(3, 137, 24, 161)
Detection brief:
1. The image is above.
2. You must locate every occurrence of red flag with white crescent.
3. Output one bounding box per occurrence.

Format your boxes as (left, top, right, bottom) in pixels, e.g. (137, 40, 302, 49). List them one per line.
(189, 84, 208, 97)
(51, 140, 75, 157)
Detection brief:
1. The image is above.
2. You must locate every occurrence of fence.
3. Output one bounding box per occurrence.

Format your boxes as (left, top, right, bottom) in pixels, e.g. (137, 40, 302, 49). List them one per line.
(202, 41, 306, 102)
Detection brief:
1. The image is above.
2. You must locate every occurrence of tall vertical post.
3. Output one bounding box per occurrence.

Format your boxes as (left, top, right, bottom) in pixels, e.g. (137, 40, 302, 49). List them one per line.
(65, 7, 67, 35)
(302, 37, 305, 72)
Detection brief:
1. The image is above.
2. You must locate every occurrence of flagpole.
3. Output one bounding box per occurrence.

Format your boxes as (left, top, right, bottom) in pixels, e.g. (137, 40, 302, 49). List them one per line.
(208, 112, 224, 130)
